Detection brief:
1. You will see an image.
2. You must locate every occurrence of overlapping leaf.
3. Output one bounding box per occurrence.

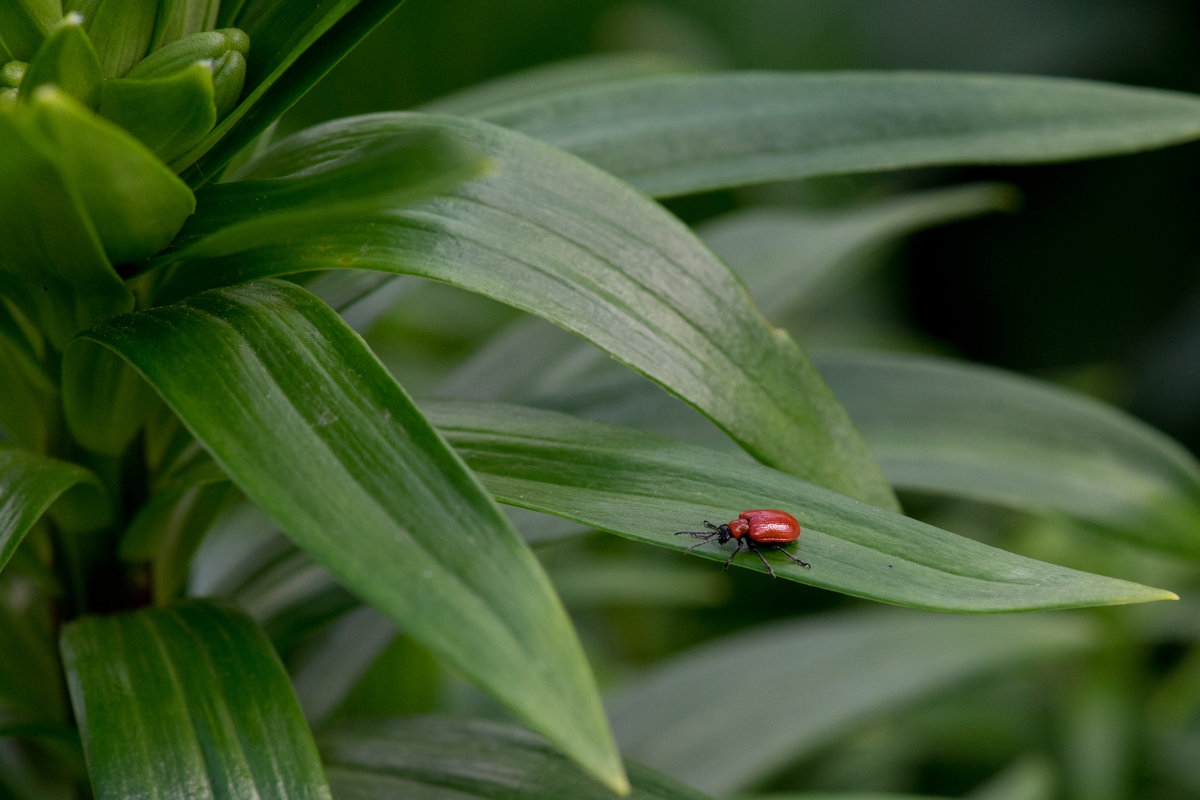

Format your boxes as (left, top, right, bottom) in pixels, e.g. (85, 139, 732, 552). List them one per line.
(179, 0, 409, 178)
(69, 279, 627, 793)
(466, 71, 1200, 196)
(424, 399, 1175, 611)
(60, 601, 331, 799)
(814, 351, 1200, 557)
(0, 448, 107, 575)
(158, 113, 898, 509)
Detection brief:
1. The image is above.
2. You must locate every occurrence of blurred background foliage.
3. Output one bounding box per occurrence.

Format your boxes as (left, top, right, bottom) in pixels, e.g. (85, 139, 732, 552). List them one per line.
(292, 0, 1200, 443)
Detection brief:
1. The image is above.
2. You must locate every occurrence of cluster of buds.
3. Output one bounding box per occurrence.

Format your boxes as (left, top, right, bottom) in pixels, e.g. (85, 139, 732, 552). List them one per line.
(1, 1, 249, 166)
(0, 1, 250, 345)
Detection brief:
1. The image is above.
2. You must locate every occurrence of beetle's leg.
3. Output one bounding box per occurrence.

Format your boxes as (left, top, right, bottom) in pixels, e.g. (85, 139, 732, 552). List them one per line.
(745, 540, 778, 579)
(676, 531, 720, 552)
(778, 548, 811, 569)
(720, 538, 747, 572)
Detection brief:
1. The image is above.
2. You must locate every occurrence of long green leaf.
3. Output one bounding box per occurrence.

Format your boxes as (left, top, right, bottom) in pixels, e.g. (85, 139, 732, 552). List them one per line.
(420, 52, 696, 117)
(160, 113, 898, 509)
(433, 183, 1012, 403)
(606, 609, 1095, 794)
(70, 279, 628, 793)
(0, 448, 107, 575)
(178, 0, 407, 178)
(424, 399, 1175, 611)
(321, 716, 708, 800)
(503, 348, 1200, 559)
(813, 351, 1200, 558)
(467, 72, 1200, 197)
(59, 600, 331, 799)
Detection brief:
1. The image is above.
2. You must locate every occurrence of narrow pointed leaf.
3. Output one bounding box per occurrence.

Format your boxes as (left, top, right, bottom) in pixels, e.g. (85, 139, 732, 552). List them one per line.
(160, 125, 489, 282)
(421, 52, 695, 117)
(433, 183, 1013, 404)
(424, 399, 1175, 611)
(0, 448, 106, 574)
(464, 72, 1200, 197)
(814, 351, 1200, 558)
(60, 601, 331, 799)
(70, 280, 628, 793)
(606, 610, 1095, 794)
(321, 717, 706, 800)
(162, 113, 898, 509)
(177, 0, 407, 177)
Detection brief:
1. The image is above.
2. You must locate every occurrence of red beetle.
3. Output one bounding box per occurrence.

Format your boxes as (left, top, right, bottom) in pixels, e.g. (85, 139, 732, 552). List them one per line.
(675, 509, 809, 578)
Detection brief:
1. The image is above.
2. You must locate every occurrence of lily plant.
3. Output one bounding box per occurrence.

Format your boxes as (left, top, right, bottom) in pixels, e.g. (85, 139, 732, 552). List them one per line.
(3, 1, 1200, 798)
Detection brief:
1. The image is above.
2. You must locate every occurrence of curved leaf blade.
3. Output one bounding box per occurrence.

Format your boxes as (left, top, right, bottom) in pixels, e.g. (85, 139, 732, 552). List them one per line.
(321, 716, 707, 800)
(59, 600, 331, 799)
(468, 72, 1200, 197)
(814, 351, 1200, 558)
(420, 52, 696, 117)
(0, 448, 107, 575)
(71, 279, 627, 793)
(164, 113, 898, 509)
(606, 609, 1095, 794)
(424, 400, 1175, 611)
(178, 0, 407, 178)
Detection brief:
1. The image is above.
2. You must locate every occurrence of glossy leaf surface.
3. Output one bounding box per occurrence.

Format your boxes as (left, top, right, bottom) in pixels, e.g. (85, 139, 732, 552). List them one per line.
(425, 399, 1175, 611)
(470, 72, 1200, 196)
(71, 279, 627, 793)
(164, 113, 897, 509)
(60, 600, 331, 799)
(0, 448, 105, 574)
(179, 0, 407, 177)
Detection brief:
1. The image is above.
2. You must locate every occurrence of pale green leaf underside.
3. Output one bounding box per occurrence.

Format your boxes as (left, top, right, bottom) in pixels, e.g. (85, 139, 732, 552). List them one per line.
(815, 351, 1200, 557)
(165, 113, 898, 509)
(424, 399, 1175, 611)
(0, 448, 106, 575)
(469, 71, 1200, 196)
(434, 183, 1013, 404)
(321, 717, 705, 800)
(70, 280, 626, 793)
(488, 338, 1200, 559)
(607, 610, 1095, 794)
(60, 600, 331, 799)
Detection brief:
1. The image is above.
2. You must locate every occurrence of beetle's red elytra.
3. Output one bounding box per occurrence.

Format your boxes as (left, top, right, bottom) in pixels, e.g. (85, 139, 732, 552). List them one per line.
(674, 509, 809, 578)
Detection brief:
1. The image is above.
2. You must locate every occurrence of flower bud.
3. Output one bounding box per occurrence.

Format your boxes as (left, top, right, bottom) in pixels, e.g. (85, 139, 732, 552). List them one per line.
(126, 28, 249, 81)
